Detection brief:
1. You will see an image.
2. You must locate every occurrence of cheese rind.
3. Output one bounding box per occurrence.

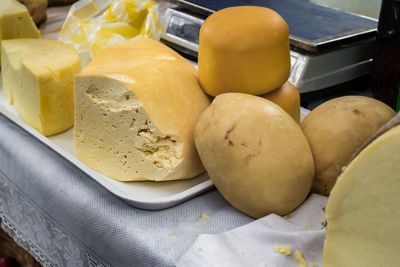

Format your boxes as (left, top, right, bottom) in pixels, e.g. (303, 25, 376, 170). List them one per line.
(0, 0, 41, 66)
(198, 6, 290, 96)
(323, 125, 400, 266)
(301, 96, 395, 195)
(194, 93, 314, 218)
(74, 38, 210, 181)
(1, 39, 81, 136)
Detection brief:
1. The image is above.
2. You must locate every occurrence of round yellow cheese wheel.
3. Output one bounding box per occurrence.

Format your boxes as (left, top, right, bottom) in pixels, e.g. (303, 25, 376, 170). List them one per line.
(260, 81, 300, 123)
(198, 6, 290, 97)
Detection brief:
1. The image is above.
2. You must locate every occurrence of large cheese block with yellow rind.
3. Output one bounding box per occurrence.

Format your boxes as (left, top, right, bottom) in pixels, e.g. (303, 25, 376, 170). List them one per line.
(198, 6, 290, 97)
(74, 38, 210, 182)
(0, 0, 41, 67)
(1, 39, 81, 136)
(323, 124, 400, 267)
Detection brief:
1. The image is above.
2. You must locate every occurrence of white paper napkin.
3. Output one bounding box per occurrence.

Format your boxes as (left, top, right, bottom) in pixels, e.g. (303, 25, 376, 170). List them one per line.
(176, 194, 328, 267)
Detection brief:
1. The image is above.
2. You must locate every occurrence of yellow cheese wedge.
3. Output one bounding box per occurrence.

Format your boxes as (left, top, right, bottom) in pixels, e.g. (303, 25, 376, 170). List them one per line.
(1, 39, 81, 136)
(323, 124, 400, 266)
(74, 38, 210, 181)
(0, 0, 41, 67)
(198, 6, 290, 96)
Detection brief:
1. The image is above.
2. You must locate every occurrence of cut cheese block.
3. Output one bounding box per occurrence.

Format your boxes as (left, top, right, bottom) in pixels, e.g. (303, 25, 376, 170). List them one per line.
(198, 6, 290, 96)
(1, 39, 81, 136)
(323, 124, 400, 267)
(74, 38, 210, 182)
(0, 0, 41, 67)
(260, 81, 300, 123)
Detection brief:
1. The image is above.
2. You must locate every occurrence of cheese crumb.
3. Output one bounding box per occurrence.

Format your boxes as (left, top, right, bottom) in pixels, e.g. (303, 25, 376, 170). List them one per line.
(311, 262, 318, 267)
(295, 250, 307, 267)
(305, 223, 313, 231)
(241, 251, 245, 256)
(274, 245, 292, 256)
(286, 215, 292, 219)
(198, 247, 203, 251)
(198, 214, 210, 221)
(199, 230, 204, 234)
(170, 231, 177, 236)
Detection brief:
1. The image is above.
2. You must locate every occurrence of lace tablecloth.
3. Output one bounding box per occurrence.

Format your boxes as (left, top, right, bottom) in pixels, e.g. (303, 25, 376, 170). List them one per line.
(0, 113, 253, 266)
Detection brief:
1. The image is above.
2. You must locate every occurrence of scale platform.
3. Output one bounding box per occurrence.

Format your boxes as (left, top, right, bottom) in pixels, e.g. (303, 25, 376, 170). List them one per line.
(160, 0, 378, 93)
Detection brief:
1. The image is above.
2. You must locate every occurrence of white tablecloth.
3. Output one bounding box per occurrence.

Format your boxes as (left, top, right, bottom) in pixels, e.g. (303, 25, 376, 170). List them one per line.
(0, 113, 253, 266)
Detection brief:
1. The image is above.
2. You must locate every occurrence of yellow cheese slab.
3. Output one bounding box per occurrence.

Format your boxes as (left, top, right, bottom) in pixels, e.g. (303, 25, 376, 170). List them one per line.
(0, 0, 41, 67)
(323, 124, 400, 267)
(74, 38, 210, 181)
(1, 39, 81, 136)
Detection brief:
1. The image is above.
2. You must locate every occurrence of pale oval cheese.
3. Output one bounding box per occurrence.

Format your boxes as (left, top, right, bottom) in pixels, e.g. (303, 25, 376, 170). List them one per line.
(323, 124, 400, 266)
(194, 93, 314, 218)
(1, 39, 81, 136)
(198, 6, 290, 96)
(301, 96, 395, 195)
(74, 38, 210, 182)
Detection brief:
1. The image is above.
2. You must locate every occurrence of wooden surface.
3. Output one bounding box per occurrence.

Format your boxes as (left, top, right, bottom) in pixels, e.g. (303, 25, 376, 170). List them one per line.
(0, 227, 41, 267)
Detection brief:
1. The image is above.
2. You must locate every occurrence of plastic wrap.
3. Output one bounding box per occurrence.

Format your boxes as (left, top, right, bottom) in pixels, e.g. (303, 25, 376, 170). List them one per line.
(59, 0, 161, 66)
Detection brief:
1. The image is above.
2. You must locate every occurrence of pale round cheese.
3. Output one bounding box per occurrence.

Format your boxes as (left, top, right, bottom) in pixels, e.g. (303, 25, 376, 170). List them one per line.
(260, 81, 300, 123)
(323, 124, 400, 266)
(198, 6, 290, 96)
(74, 38, 210, 182)
(194, 93, 314, 218)
(301, 96, 396, 195)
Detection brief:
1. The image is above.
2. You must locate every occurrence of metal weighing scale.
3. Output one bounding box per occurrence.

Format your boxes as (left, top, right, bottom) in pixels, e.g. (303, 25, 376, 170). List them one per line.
(160, 0, 378, 93)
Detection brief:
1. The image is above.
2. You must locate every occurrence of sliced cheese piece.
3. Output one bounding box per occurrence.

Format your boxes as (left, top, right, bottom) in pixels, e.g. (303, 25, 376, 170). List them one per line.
(0, 0, 41, 66)
(1, 39, 81, 136)
(261, 81, 300, 123)
(323, 124, 400, 267)
(74, 38, 210, 182)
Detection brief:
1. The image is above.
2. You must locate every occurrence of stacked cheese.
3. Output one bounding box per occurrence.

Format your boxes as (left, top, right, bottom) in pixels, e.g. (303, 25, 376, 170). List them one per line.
(194, 7, 311, 218)
(74, 38, 210, 182)
(198, 6, 300, 122)
(1, 39, 81, 136)
(0, 0, 41, 67)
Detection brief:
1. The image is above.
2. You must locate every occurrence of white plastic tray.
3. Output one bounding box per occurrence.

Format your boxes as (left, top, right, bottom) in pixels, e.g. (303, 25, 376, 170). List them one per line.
(0, 81, 213, 210)
(0, 78, 310, 210)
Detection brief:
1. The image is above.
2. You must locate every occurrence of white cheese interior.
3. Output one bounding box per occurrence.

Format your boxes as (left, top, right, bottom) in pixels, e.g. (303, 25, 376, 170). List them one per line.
(74, 76, 184, 181)
(323, 124, 400, 266)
